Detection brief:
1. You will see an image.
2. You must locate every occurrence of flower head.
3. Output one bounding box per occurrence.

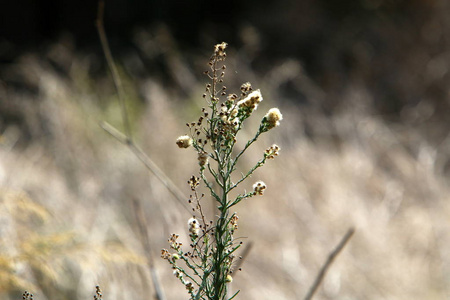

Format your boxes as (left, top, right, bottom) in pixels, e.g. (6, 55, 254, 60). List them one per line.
(230, 214, 239, 233)
(265, 144, 280, 159)
(198, 151, 209, 166)
(185, 281, 194, 292)
(188, 217, 200, 236)
(240, 82, 252, 94)
(168, 233, 182, 250)
(214, 42, 228, 59)
(237, 89, 263, 115)
(263, 108, 283, 130)
(176, 135, 193, 148)
(253, 181, 267, 196)
(227, 93, 238, 103)
(173, 269, 182, 278)
(161, 249, 170, 259)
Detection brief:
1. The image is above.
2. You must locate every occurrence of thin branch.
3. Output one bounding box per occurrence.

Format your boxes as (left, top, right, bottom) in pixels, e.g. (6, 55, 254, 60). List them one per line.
(131, 198, 166, 300)
(230, 159, 264, 191)
(99, 120, 128, 144)
(96, 0, 132, 140)
(304, 227, 355, 300)
(100, 121, 190, 213)
(230, 129, 262, 173)
(97, 1, 172, 297)
(96, 1, 190, 213)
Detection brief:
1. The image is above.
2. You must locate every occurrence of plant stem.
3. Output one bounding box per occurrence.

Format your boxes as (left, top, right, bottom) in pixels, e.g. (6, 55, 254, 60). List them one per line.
(212, 167, 231, 300)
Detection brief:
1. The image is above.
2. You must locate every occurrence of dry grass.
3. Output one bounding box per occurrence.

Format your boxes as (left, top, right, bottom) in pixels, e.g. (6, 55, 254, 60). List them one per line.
(1, 39, 449, 299)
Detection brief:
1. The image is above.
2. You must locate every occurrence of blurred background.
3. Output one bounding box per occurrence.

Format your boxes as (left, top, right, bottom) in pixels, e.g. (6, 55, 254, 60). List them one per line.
(1, 0, 450, 299)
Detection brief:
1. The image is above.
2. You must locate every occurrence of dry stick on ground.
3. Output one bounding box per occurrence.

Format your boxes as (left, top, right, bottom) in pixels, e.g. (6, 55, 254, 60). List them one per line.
(95, 1, 190, 214)
(304, 227, 355, 300)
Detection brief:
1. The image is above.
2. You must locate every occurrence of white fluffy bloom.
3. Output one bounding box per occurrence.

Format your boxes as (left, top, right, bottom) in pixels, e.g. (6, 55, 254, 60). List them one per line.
(188, 217, 200, 236)
(176, 135, 192, 148)
(264, 108, 283, 129)
(253, 181, 267, 196)
(237, 89, 263, 112)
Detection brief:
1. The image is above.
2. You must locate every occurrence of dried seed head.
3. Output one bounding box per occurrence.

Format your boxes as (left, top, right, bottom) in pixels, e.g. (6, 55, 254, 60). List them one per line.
(227, 93, 238, 102)
(161, 249, 171, 259)
(253, 181, 267, 196)
(185, 281, 194, 292)
(240, 82, 252, 93)
(173, 269, 182, 278)
(198, 151, 209, 166)
(176, 135, 193, 148)
(264, 108, 283, 129)
(188, 175, 200, 190)
(168, 233, 182, 250)
(214, 42, 228, 59)
(237, 89, 263, 113)
(188, 217, 200, 236)
(265, 144, 280, 159)
(230, 214, 239, 233)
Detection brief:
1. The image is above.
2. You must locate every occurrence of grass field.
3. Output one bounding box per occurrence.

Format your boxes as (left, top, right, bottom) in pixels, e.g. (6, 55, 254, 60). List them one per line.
(1, 37, 450, 299)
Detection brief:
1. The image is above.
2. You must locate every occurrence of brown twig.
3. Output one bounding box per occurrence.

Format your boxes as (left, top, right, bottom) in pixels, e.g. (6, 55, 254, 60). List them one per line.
(304, 227, 355, 300)
(100, 122, 190, 212)
(131, 198, 166, 300)
(96, 2, 190, 213)
(95, 1, 187, 299)
(96, 0, 131, 140)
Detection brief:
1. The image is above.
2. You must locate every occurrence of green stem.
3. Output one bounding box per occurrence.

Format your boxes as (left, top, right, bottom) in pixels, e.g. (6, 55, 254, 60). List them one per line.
(230, 157, 266, 191)
(230, 125, 263, 172)
(211, 167, 231, 300)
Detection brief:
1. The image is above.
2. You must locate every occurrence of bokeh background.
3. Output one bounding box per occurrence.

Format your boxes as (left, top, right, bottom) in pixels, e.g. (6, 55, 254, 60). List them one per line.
(1, 0, 450, 299)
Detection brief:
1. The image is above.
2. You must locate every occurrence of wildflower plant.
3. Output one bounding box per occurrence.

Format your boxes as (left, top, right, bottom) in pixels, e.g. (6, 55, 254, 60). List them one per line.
(163, 42, 282, 300)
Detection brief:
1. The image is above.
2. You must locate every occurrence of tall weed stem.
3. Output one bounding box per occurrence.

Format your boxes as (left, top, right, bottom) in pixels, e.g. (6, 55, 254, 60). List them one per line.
(163, 42, 283, 300)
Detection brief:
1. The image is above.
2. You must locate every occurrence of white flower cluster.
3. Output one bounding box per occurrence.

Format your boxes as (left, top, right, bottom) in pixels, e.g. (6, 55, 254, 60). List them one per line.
(237, 89, 263, 113)
(176, 135, 193, 148)
(253, 181, 267, 196)
(188, 217, 200, 236)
